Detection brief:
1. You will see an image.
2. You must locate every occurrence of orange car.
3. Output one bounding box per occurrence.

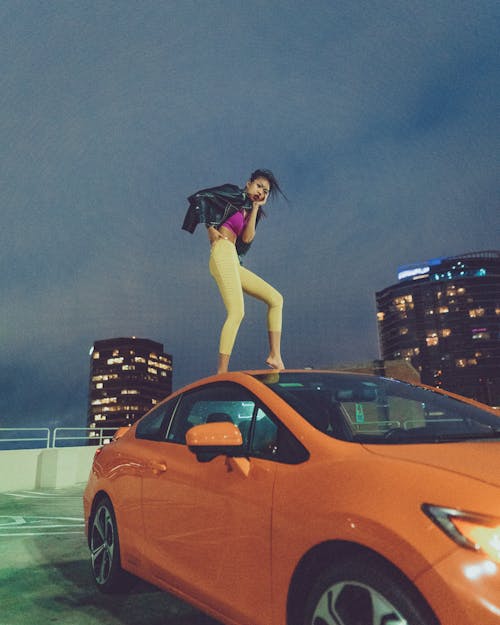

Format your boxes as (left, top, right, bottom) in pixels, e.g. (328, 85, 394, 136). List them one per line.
(83, 370, 500, 625)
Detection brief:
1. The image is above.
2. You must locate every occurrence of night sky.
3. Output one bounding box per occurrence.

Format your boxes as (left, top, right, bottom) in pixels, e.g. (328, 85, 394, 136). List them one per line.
(1, 1, 499, 431)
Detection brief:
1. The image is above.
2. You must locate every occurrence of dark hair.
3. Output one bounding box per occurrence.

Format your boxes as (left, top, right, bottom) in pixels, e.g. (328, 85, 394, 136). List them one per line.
(250, 169, 287, 201)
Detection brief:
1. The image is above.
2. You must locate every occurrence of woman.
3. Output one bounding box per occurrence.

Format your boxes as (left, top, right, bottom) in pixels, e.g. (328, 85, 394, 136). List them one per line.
(182, 169, 285, 373)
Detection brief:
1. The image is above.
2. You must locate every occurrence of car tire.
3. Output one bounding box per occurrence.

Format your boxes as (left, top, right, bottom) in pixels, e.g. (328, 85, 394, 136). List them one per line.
(89, 496, 134, 593)
(302, 554, 438, 625)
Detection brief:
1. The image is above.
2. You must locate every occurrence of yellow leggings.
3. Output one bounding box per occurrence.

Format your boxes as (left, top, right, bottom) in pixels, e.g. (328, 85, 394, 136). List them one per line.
(209, 239, 283, 355)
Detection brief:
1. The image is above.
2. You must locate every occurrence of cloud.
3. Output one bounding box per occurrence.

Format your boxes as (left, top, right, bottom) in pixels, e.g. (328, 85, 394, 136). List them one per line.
(1, 1, 498, 425)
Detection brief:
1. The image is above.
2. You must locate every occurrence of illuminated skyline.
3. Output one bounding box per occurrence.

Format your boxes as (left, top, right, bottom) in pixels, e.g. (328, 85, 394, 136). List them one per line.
(376, 251, 500, 406)
(1, 2, 499, 430)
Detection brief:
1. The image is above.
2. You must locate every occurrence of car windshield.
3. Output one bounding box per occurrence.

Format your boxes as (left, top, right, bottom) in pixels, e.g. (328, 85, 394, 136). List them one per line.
(253, 371, 500, 445)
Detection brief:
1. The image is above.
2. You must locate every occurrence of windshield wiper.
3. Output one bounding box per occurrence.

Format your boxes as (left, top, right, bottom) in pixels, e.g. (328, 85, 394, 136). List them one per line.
(429, 428, 500, 442)
(355, 425, 500, 444)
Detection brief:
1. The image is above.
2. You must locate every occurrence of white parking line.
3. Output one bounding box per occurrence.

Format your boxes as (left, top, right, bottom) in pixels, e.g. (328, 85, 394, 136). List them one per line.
(0, 531, 83, 537)
(0, 515, 84, 536)
(2, 491, 81, 499)
(0, 515, 83, 526)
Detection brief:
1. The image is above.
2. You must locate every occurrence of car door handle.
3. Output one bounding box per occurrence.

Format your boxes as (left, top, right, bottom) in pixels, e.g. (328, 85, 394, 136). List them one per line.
(150, 461, 167, 474)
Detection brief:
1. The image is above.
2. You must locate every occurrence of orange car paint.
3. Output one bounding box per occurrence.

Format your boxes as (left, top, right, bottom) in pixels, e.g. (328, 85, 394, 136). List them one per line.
(84, 370, 500, 625)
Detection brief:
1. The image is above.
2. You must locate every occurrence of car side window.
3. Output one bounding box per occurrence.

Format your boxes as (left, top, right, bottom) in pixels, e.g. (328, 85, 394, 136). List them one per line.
(166, 383, 309, 464)
(251, 408, 278, 456)
(136, 396, 180, 441)
(250, 407, 309, 464)
(166, 383, 255, 445)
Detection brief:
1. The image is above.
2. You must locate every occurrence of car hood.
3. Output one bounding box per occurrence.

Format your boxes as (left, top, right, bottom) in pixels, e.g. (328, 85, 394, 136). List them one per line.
(363, 441, 500, 487)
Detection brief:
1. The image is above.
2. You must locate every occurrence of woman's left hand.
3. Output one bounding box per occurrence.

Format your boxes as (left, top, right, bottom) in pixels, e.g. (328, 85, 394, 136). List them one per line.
(252, 196, 267, 211)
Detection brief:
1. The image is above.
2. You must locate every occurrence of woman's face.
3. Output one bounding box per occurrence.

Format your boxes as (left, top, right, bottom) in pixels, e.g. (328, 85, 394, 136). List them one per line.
(246, 177, 270, 203)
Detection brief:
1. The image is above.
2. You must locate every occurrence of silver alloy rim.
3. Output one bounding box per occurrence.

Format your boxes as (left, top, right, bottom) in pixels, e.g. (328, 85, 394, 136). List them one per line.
(311, 580, 408, 625)
(90, 504, 115, 585)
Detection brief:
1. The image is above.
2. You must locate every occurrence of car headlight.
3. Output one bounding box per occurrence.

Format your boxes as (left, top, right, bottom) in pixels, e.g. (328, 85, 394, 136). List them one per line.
(423, 504, 500, 563)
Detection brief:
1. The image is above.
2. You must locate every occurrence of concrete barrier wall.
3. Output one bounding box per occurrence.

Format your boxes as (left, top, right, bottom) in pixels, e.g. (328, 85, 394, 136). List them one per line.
(0, 446, 97, 493)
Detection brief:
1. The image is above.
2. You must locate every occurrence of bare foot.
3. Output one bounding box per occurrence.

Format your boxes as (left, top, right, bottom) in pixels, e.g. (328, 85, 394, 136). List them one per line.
(265, 356, 284, 370)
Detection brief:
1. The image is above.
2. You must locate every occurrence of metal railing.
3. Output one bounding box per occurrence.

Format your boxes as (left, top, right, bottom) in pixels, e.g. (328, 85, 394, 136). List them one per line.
(0, 427, 121, 449)
(53, 427, 120, 447)
(0, 428, 51, 448)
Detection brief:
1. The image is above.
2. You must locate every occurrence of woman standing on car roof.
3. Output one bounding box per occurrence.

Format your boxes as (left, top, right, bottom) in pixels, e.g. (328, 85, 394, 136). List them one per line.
(182, 169, 286, 374)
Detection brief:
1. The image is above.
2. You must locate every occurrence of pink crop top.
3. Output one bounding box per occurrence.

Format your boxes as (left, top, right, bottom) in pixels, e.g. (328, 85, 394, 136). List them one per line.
(221, 209, 248, 237)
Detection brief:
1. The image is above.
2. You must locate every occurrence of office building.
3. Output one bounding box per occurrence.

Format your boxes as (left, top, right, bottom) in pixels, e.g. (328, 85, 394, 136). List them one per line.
(88, 337, 173, 435)
(376, 251, 500, 407)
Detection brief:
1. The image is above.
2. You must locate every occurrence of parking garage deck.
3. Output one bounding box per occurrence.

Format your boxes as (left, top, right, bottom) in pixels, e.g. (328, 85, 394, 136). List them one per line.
(0, 484, 220, 625)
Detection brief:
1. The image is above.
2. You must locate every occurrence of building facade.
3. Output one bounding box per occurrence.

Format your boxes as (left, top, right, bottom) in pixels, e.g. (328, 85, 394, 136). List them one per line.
(376, 251, 500, 407)
(88, 337, 173, 435)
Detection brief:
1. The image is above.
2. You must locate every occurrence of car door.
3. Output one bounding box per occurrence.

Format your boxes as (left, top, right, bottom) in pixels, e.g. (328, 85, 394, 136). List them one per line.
(141, 382, 279, 625)
(104, 395, 180, 573)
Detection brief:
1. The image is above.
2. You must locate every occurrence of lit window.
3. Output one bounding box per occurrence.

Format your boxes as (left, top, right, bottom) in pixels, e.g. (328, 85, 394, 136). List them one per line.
(426, 332, 439, 347)
(96, 383, 103, 389)
(134, 356, 146, 364)
(439, 329, 451, 337)
(455, 358, 478, 367)
(112, 349, 120, 357)
(472, 331, 490, 340)
(93, 351, 100, 360)
(469, 308, 485, 318)
(92, 397, 117, 406)
(398, 347, 419, 359)
(398, 327, 408, 335)
(92, 374, 119, 382)
(457, 288, 466, 295)
(107, 357, 124, 365)
(121, 389, 139, 395)
(377, 312, 385, 321)
(148, 367, 158, 374)
(122, 364, 136, 371)
(438, 306, 449, 314)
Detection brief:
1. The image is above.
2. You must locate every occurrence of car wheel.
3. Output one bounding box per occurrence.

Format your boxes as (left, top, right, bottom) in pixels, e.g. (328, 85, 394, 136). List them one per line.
(303, 556, 438, 625)
(89, 496, 133, 593)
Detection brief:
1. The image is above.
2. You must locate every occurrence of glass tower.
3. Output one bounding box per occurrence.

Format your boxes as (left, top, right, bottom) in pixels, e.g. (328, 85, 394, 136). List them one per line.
(88, 337, 173, 437)
(376, 251, 500, 407)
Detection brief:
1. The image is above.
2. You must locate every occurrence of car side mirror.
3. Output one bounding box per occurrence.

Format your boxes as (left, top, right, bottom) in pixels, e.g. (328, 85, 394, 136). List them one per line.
(186, 422, 245, 463)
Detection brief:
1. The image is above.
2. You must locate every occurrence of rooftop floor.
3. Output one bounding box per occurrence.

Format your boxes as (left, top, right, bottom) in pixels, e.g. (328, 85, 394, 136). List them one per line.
(0, 484, 220, 625)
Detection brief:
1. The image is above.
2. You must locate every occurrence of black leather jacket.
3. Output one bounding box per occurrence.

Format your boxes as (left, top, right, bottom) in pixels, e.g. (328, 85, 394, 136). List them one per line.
(182, 183, 262, 258)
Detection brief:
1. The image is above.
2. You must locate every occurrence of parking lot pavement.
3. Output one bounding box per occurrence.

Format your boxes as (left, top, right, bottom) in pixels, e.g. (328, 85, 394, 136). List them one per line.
(0, 484, 221, 625)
